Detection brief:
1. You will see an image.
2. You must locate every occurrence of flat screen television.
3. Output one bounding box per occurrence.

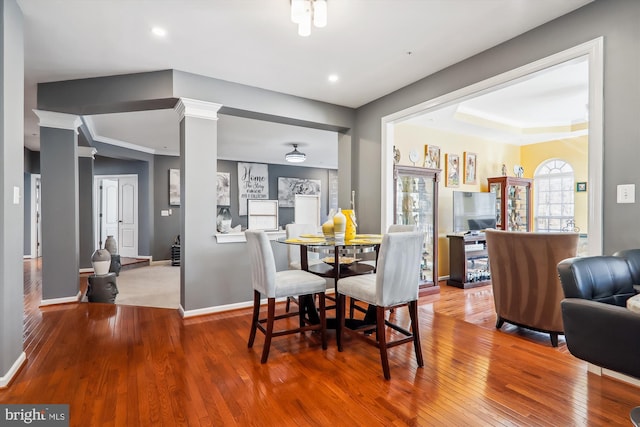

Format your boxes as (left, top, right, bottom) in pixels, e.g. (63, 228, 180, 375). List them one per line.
(452, 191, 497, 233)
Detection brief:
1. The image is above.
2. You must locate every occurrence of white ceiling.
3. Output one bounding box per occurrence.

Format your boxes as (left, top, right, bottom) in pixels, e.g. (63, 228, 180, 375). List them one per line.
(17, 0, 593, 158)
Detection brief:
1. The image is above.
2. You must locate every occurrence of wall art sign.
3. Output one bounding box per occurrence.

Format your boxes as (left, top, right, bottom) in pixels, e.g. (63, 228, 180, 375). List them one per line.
(237, 162, 269, 215)
(277, 177, 321, 208)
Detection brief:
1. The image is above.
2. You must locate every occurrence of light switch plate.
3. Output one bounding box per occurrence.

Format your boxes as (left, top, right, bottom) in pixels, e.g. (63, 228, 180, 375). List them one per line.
(161, 210, 169, 216)
(617, 184, 635, 203)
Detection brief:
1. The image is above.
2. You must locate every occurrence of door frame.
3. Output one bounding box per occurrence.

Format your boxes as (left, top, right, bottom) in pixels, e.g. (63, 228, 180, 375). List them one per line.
(93, 174, 139, 257)
(381, 37, 604, 257)
(29, 173, 42, 258)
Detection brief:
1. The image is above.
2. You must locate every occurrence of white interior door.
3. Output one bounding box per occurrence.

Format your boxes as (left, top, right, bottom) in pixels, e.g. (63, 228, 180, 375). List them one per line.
(101, 178, 119, 249)
(95, 175, 138, 258)
(117, 176, 138, 258)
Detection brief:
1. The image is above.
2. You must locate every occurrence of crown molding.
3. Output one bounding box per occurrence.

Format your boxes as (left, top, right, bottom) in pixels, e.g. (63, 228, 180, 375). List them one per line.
(174, 98, 222, 121)
(77, 146, 98, 159)
(33, 110, 82, 133)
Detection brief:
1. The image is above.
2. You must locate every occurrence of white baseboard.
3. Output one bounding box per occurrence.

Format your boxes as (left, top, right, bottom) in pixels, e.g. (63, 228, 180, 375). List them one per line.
(0, 352, 26, 388)
(40, 291, 82, 307)
(180, 296, 294, 319)
(150, 260, 171, 266)
(588, 363, 640, 387)
(79, 267, 93, 273)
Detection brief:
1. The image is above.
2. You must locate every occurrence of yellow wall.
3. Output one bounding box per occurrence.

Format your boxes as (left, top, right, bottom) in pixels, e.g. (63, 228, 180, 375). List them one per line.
(520, 136, 588, 233)
(394, 124, 588, 278)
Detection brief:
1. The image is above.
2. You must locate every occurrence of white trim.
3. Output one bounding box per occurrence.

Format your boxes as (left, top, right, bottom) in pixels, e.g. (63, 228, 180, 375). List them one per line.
(29, 174, 40, 259)
(83, 116, 179, 156)
(180, 300, 254, 318)
(587, 363, 640, 388)
(179, 296, 291, 319)
(0, 352, 26, 389)
(40, 291, 82, 307)
(33, 110, 82, 133)
(174, 98, 222, 121)
(77, 146, 98, 158)
(380, 37, 604, 255)
(79, 267, 94, 274)
(215, 230, 286, 244)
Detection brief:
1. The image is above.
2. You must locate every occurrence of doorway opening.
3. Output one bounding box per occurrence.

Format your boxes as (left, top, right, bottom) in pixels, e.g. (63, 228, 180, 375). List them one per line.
(381, 38, 604, 272)
(93, 174, 139, 258)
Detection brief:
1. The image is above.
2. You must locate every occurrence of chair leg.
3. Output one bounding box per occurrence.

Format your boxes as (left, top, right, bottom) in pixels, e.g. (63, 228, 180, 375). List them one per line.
(377, 306, 391, 380)
(248, 290, 261, 348)
(285, 296, 291, 312)
(550, 332, 559, 348)
(337, 293, 345, 352)
(409, 300, 424, 367)
(318, 293, 327, 350)
(260, 298, 276, 364)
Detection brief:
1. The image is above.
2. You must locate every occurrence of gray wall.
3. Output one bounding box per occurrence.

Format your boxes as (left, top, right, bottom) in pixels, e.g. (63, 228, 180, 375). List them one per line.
(153, 155, 181, 260)
(78, 156, 94, 268)
(0, 0, 24, 384)
(353, 0, 640, 256)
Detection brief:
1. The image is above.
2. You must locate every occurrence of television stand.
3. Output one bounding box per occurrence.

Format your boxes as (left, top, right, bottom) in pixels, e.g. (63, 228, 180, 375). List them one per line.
(446, 233, 491, 289)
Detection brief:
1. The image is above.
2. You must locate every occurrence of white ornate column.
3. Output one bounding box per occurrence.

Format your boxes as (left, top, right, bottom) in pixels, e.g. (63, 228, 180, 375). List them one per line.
(174, 98, 222, 314)
(34, 110, 83, 305)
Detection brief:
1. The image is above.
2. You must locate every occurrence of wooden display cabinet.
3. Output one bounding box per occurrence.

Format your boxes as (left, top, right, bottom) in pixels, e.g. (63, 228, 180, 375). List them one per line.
(487, 176, 533, 232)
(393, 165, 440, 295)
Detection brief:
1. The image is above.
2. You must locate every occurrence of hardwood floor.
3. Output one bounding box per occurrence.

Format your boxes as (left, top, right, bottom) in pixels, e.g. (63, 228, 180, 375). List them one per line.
(1, 259, 638, 426)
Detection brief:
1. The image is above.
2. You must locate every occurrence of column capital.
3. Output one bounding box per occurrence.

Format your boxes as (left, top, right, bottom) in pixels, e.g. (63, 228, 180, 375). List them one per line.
(33, 110, 82, 133)
(174, 98, 222, 121)
(78, 147, 97, 159)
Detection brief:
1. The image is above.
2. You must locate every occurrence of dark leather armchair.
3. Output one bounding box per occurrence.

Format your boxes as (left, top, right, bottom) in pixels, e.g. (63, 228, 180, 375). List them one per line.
(558, 255, 640, 379)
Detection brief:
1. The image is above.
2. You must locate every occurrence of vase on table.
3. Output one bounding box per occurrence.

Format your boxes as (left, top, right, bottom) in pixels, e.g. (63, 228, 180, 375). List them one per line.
(216, 206, 232, 233)
(343, 209, 357, 241)
(333, 208, 346, 241)
(91, 248, 112, 276)
(104, 235, 118, 255)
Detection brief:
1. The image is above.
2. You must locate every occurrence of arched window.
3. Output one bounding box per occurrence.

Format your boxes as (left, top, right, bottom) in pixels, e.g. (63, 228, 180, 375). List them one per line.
(534, 159, 575, 232)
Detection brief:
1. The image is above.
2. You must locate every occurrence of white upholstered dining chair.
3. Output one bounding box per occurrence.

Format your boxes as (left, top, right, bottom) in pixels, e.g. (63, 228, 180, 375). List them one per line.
(246, 230, 328, 363)
(336, 231, 425, 380)
(354, 224, 419, 317)
(285, 223, 325, 312)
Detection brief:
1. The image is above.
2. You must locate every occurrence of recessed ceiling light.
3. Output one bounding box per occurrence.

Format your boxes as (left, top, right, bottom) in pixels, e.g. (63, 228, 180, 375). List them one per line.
(151, 27, 167, 37)
(328, 74, 339, 83)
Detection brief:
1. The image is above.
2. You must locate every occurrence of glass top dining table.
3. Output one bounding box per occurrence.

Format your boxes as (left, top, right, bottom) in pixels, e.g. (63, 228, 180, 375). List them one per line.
(278, 234, 383, 280)
(277, 234, 383, 329)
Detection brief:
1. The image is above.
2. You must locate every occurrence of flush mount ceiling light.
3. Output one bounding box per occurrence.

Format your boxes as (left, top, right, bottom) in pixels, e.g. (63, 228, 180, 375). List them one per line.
(291, 0, 327, 37)
(285, 144, 306, 163)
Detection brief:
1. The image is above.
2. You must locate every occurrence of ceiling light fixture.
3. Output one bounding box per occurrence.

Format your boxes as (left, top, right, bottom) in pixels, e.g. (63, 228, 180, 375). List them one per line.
(285, 144, 306, 163)
(151, 26, 167, 37)
(291, 0, 327, 37)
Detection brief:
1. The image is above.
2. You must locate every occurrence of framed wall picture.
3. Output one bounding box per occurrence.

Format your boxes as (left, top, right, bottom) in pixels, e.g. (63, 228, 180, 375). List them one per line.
(445, 153, 460, 188)
(464, 152, 477, 184)
(217, 172, 231, 206)
(169, 168, 180, 206)
(424, 145, 440, 169)
(277, 177, 321, 207)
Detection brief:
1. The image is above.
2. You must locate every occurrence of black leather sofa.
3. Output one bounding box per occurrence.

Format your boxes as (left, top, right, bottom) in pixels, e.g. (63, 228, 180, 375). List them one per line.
(558, 255, 640, 379)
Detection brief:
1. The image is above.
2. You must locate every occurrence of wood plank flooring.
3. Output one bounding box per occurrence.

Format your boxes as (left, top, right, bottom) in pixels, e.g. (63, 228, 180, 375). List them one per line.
(1, 259, 638, 426)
